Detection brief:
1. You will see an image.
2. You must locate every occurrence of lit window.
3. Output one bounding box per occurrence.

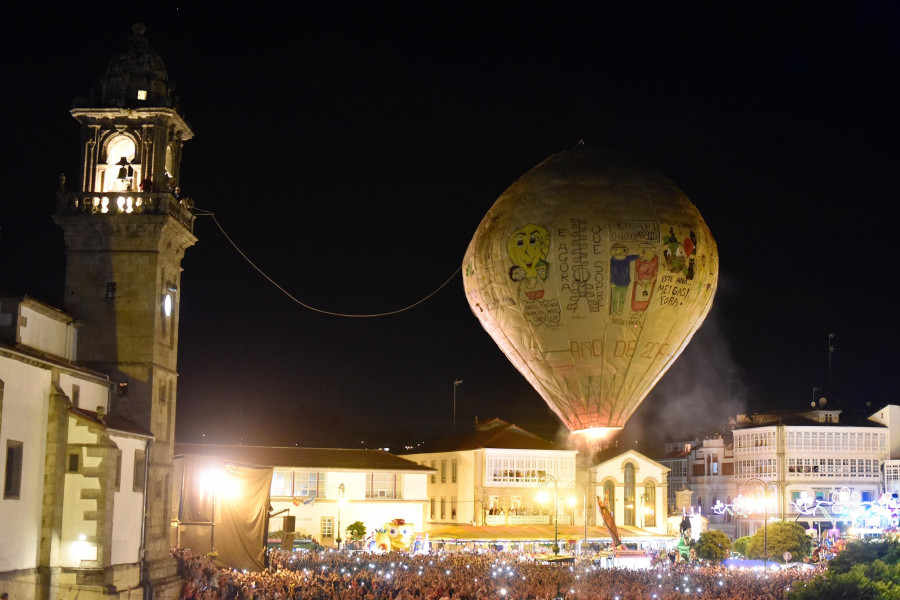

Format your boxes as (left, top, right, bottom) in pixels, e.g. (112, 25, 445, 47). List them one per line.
(271, 470, 293, 496)
(366, 473, 398, 498)
(137, 90, 147, 100)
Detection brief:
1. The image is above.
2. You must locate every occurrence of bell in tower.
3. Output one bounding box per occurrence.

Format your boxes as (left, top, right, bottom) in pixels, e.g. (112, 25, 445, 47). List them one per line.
(53, 23, 196, 599)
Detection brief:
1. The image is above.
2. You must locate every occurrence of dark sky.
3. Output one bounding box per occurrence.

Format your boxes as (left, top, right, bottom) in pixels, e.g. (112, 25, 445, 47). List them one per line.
(2, 2, 899, 451)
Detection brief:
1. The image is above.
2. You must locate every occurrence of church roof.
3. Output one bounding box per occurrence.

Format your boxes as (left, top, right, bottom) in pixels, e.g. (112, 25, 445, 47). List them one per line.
(69, 406, 154, 438)
(403, 419, 565, 453)
(174, 443, 435, 472)
(731, 410, 886, 430)
(83, 23, 177, 109)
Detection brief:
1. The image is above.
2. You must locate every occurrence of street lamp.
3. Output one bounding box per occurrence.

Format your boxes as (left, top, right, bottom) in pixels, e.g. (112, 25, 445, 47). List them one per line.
(745, 477, 787, 572)
(336, 483, 345, 550)
(540, 473, 560, 555)
(452, 379, 463, 434)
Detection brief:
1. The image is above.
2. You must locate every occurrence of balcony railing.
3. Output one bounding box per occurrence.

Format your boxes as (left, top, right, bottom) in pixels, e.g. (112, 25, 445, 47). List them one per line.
(56, 191, 195, 233)
(482, 514, 573, 526)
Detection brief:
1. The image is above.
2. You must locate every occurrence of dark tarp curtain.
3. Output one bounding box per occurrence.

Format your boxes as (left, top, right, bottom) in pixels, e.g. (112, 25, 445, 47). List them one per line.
(175, 454, 273, 571)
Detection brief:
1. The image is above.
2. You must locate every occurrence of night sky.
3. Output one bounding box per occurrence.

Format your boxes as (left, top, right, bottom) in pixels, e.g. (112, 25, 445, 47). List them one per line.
(2, 2, 899, 451)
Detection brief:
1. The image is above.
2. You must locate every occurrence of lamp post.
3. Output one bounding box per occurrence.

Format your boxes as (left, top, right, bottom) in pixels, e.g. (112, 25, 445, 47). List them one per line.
(744, 477, 787, 572)
(540, 474, 560, 555)
(452, 379, 463, 434)
(336, 483, 345, 550)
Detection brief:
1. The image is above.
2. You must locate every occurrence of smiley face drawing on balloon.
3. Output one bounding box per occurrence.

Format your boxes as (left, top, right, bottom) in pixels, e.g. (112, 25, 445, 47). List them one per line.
(507, 223, 558, 322)
(507, 223, 550, 283)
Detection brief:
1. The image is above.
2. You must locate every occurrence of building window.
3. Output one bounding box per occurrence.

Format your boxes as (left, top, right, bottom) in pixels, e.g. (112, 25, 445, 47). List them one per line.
(430, 497, 436, 519)
(106, 282, 117, 299)
(452, 459, 458, 483)
(441, 460, 447, 483)
(624, 463, 635, 526)
(296, 471, 324, 498)
(488, 495, 500, 515)
(4, 440, 23, 499)
(71, 384, 81, 408)
(642, 482, 656, 527)
(67, 452, 81, 473)
(451, 497, 457, 519)
(603, 481, 615, 511)
(321, 517, 334, 538)
(431, 460, 436, 484)
(133, 449, 146, 492)
(440, 497, 446, 520)
(483, 454, 575, 487)
(271, 470, 293, 497)
(366, 473, 399, 499)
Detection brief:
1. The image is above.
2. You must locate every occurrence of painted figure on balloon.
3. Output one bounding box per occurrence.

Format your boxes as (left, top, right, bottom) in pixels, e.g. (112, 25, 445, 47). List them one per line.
(631, 242, 658, 312)
(609, 243, 638, 315)
(662, 227, 698, 280)
(507, 223, 560, 324)
(507, 223, 551, 279)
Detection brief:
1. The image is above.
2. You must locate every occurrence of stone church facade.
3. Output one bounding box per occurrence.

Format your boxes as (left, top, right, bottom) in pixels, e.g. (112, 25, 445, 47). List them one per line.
(1, 23, 194, 600)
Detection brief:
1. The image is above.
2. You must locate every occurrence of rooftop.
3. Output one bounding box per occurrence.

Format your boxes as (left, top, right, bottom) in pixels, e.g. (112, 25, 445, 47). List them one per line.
(174, 443, 435, 472)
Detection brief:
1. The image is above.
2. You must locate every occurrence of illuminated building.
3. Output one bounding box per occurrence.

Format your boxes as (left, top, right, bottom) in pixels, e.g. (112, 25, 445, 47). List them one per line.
(663, 405, 900, 540)
(0, 297, 154, 598)
(1, 23, 195, 598)
(173, 444, 433, 553)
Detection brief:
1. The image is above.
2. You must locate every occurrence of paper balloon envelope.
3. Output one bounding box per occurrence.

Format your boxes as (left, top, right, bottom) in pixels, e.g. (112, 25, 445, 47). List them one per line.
(463, 145, 718, 437)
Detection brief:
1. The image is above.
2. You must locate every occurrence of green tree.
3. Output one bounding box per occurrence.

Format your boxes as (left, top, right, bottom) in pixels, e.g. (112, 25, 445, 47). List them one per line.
(732, 536, 751, 557)
(788, 560, 900, 600)
(746, 521, 811, 562)
(694, 530, 732, 562)
(828, 539, 900, 575)
(346, 520, 367, 541)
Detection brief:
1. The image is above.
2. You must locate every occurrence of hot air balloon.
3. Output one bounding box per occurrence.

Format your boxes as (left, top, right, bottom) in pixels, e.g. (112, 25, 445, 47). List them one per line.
(463, 145, 718, 438)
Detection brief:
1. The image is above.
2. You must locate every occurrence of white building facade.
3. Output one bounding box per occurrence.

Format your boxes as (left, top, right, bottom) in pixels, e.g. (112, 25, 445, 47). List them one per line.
(660, 408, 898, 540)
(590, 449, 670, 537)
(404, 419, 579, 529)
(1, 296, 154, 599)
(174, 444, 433, 549)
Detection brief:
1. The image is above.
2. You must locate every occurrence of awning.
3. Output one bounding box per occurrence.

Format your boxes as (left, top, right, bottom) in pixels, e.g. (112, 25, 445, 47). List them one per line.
(425, 524, 660, 542)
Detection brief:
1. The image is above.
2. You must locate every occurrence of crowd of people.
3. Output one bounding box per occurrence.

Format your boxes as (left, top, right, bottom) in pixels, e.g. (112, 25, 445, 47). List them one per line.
(173, 546, 822, 600)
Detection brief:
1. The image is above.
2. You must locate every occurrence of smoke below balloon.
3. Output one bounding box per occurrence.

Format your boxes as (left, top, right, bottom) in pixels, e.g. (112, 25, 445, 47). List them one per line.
(615, 310, 747, 453)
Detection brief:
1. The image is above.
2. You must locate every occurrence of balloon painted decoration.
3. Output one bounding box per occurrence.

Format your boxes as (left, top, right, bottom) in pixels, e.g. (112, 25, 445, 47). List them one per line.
(463, 145, 718, 438)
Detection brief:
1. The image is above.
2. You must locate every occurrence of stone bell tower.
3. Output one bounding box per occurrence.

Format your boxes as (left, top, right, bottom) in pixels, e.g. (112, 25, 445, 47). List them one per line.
(53, 23, 195, 598)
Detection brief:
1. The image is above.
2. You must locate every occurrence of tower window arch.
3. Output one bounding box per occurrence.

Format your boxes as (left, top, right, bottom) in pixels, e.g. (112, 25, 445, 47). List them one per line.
(98, 134, 139, 192)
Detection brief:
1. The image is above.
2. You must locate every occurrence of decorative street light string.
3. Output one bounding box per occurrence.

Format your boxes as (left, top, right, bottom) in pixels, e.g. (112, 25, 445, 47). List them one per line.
(196, 211, 462, 318)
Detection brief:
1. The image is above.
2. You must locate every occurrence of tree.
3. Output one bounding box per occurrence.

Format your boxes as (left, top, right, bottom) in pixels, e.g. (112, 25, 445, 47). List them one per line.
(827, 539, 900, 575)
(733, 536, 751, 557)
(788, 560, 900, 600)
(746, 521, 811, 562)
(694, 530, 732, 563)
(346, 521, 367, 541)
